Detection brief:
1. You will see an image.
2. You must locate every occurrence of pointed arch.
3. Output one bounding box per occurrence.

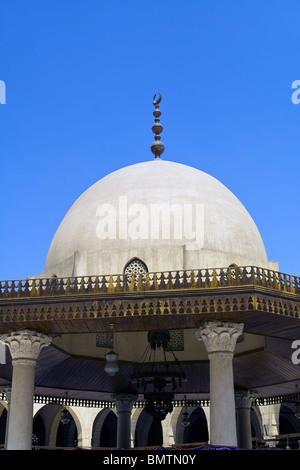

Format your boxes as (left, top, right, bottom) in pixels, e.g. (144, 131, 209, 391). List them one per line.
(49, 406, 82, 448)
(91, 408, 117, 448)
(123, 258, 148, 275)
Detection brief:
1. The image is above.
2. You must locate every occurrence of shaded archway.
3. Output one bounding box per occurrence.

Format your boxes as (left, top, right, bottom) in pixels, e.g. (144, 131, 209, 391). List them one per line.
(56, 410, 78, 448)
(92, 408, 117, 448)
(134, 409, 163, 447)
(183, 407, 209, 444)
(147, 419, 163, 447)
(100, 410, 117, 448)
(277, 403, 300, 449)
(0, 408, 7, 446)
(250, 406, 263, 445)
(32, 414, 45, 447)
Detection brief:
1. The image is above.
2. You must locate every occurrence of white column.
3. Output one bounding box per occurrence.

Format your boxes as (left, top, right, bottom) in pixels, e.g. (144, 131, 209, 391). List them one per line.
(0, 329, 52, 450)
(113, 393, 137, 449)
(235, 390, 256, 449)
(196, 321, 243, 447)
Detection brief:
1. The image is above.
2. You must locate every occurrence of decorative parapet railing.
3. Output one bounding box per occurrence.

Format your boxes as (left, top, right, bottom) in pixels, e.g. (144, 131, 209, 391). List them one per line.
(0, 391, 298, 409)
(0, 266, 299, 300)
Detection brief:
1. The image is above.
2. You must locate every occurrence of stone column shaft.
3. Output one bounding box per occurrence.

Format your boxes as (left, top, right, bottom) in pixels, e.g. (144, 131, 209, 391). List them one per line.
(235, 390, 256, 449)
(196, 321, 243, 448)
(8, 360, 36, 449)
(209, 351, 237, 446)
(0, 330, 52, 450)
(113, 393, 137, 449)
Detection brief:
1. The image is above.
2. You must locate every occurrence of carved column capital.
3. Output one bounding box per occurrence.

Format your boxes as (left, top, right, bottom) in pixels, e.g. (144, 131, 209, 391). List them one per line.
(195, 321, 244, 356)
(112, 393, 137, 413)
(235, 389, 257, 410)
(0, 329, 52, 365)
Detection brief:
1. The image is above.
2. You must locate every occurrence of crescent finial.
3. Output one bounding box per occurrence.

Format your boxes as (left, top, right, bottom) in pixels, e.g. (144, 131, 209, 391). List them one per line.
(152, 92, 162, 106)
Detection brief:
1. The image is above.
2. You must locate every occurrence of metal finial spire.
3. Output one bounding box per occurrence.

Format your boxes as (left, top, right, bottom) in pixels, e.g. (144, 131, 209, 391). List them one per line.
(150, 92, 165, 159)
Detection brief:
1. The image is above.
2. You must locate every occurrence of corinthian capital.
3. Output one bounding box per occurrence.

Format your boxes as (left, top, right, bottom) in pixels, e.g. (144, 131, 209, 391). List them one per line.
(112, 393, 137, 413)
(0, 329, 52, 363)
(195, 321, 244, 355)
(235, 389, 257, 409)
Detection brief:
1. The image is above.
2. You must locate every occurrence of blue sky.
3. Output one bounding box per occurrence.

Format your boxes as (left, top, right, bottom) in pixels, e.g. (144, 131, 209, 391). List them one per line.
(0, 0, 299, 280)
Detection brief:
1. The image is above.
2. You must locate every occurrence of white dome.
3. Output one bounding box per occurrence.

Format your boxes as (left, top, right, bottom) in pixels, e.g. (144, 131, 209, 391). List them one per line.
(44, 159, 269, 277)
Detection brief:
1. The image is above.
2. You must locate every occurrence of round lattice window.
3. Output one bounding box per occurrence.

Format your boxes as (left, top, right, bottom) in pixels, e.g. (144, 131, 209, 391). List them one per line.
(124, 258, 148, 275)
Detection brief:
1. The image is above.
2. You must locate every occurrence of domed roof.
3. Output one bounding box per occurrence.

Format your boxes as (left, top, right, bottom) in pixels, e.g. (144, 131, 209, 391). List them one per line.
(44, 159, 269, 275)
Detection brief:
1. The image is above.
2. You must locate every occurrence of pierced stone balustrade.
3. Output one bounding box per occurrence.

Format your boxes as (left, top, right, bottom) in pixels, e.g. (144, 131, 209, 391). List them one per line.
(0, 266, 299, 299)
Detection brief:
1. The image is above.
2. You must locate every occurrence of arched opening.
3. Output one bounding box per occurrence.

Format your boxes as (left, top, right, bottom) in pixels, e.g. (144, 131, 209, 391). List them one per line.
(56, 411, 78, 448)
(250, 407, 263, 445)
(124, 258, 148, 287)
(91, 408, 117, 448)
(134, 409, 163, 447)
(99, 410, 117, 448)
(124, 258, 148, 275)
(147, 419, 163, 447)
(277, 403, 300, 449)
(183, 407, 209, 444)
(32, 414, 46, 447)
(0, 408, 7, 446)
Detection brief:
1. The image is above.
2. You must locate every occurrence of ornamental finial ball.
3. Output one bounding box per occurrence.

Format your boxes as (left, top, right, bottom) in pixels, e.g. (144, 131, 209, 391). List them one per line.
(150, 92, 165, 159)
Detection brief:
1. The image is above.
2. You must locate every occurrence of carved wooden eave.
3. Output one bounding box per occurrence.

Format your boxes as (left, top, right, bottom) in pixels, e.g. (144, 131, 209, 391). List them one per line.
(0, 266, 299, 337)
